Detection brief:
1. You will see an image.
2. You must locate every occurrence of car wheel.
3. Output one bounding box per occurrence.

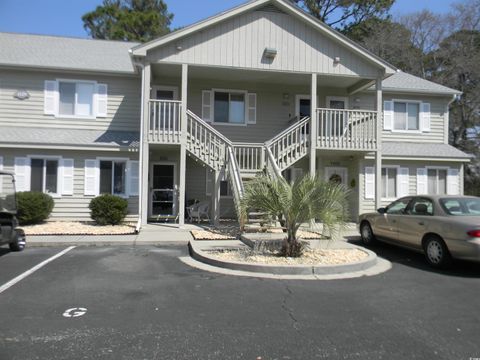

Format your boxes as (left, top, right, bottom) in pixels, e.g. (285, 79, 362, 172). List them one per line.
(9, 231, 26, 252)
(360, 222, 376, 245)
(423, 235, 451, 268)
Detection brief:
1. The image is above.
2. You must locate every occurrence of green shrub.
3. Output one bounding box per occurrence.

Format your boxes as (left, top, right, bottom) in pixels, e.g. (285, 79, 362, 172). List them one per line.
(16, 191, 54, 225)
(89, 194, 128, 225)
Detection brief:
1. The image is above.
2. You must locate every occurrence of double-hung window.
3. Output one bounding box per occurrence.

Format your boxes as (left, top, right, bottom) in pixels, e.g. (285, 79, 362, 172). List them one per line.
(382, 167, 397, 199)
(214, 91, 246, 124)
(393, 101, 419, 131)
(427, 169, 447, 195)
(30, 158, 59, 194)
(99, 160, 127, 196)
(59, 81, 95, 117)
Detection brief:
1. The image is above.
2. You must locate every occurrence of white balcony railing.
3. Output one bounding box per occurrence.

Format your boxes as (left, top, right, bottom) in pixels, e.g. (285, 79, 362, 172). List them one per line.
(148, 100, 182, 143)
(316, 108, 378, 150)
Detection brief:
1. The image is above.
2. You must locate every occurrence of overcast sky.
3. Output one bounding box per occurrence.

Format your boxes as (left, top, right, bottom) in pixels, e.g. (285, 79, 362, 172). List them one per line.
(0, 0, 457, 38)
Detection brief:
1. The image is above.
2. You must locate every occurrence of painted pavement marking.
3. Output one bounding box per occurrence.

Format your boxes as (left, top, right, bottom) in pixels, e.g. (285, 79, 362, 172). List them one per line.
(0, 246, 76, 294)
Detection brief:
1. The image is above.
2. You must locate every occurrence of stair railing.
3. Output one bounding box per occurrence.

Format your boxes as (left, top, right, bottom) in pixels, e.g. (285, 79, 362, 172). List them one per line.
(265, 116, 310, 171)
(227, 146, 245, 225)
(265, 146, 282, 180)
(186, 110, 232, 170)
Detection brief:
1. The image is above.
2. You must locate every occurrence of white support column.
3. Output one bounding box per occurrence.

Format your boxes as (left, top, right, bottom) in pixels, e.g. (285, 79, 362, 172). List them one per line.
(212, 168, 221, 225)
(178, 64, 188, 226)
(310, 73, 317, 176)
(140, 63, 151, 225)
(375, 76, 383, 210)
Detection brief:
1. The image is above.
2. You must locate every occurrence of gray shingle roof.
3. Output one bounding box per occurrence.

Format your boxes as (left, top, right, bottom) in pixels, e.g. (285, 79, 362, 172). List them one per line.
(379, 71, 460, 95)
(382, 142, 471, 159)
(0, 127, 139, 149)
(0, 32, 138, 74)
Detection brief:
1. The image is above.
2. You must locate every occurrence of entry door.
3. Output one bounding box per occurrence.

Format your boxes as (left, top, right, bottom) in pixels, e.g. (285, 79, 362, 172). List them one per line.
(151, 86, 178, 100)
(150, 163, 177, 217)
(326, 97, 348, 136)
(296, 96, 311, 118)
(325, 167, 348, 186)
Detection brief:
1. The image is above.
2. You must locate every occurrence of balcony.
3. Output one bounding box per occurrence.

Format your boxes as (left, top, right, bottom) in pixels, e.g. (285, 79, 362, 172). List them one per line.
(316, 108, 378, 150)
(147, 100, 182, 144)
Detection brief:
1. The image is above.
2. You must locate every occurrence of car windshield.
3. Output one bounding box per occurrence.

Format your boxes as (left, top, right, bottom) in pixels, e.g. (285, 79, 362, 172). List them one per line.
(0, 173, 17, 214)
(440, 198, 480, 216)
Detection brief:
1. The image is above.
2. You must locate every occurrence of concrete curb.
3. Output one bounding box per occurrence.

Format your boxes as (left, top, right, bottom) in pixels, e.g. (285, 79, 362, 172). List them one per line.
(26, 233, 191, 247)
(189, 239, 379, 276)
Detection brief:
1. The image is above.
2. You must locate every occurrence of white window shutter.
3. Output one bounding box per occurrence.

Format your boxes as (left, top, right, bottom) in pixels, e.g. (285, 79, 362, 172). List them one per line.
(202, 90, 212, 122)
(383, 101, 393, 130)
(14, 157, 31, 192)
(416, 168, 428, 194)
(247, 93, 257, 124)
(59, 159, 74, 195)
(127, 161, 139, 196)
(205, 169, 213, 196)
(95, 83, 108, 118)
(0, 157, 3, 193)
(44, 80, 58, 115)
(447, 168, 460, 195)
(84, 159, 99, 196)
(420, 102, 431, 132)
(397, 167, 409, 197)
(365, 167, 375, 200)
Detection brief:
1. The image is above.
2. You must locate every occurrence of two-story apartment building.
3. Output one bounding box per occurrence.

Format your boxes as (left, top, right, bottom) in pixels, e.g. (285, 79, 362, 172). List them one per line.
(0, 0, 470, 228)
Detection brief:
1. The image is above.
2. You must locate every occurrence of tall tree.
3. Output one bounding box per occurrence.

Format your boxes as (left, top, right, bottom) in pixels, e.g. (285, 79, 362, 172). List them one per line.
(289, 0, 394, 31)
(433, 29, 480, 194)
(346, 17, 424, 76)
(82, 0, 173, 42)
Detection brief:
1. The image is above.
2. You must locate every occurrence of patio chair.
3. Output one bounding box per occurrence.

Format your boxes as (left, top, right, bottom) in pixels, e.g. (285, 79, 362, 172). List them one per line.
(187, 201, 210, 223)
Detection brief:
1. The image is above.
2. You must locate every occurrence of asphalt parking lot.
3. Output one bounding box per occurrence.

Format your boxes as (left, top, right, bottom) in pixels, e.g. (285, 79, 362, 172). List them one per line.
(0, 242, 479, 360)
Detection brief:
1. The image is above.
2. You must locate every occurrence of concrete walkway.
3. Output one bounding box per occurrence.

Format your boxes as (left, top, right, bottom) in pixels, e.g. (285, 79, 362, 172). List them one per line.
(28, 223, 196, 247)
(27, 222, 360, 247)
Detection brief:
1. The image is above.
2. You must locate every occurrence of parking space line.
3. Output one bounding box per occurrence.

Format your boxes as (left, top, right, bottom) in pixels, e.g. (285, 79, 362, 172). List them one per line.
(0, 246, 76, 294)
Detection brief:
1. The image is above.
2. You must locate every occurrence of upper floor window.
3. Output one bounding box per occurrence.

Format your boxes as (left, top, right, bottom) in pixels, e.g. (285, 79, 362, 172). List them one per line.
(383, 100, 430, 132)
(214, 91, 246, 124)
(394, 101, 419, 131)
(44, 80, 108, 118)
(59, 81, 95, 117)
(202, 89, 256, 125)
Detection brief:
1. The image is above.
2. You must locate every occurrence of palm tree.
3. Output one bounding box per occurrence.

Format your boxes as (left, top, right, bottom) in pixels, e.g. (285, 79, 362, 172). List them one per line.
(241, 174, 349, 257)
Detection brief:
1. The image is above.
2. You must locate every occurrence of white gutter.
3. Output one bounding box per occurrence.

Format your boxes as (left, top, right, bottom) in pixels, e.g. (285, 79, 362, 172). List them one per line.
(132, 57, 145, 233)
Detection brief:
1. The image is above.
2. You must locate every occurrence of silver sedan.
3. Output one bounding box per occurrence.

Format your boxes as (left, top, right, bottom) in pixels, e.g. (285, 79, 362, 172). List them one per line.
(358, 195, 480, 268)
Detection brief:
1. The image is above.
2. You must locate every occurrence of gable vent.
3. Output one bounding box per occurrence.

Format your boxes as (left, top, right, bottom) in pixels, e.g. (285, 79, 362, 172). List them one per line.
(256, 4, 285, 13)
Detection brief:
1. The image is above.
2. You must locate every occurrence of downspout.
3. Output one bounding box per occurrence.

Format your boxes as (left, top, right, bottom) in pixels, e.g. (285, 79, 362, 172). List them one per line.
(131, 54, 145, 233)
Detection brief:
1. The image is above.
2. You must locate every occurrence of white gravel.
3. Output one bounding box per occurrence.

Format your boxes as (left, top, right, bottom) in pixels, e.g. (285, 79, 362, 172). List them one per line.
(22, 221, 136, 235)
(208, 248, 368, 265)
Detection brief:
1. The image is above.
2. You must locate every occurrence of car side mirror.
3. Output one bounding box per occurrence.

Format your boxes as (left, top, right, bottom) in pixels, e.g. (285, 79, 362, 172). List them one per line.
(377, 207, 386, 214)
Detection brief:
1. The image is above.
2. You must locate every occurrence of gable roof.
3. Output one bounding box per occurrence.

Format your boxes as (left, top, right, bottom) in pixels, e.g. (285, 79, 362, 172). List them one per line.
(378, 71, 461, 95)
(0, 32, 139, 74)
(130, 0, 396, 74)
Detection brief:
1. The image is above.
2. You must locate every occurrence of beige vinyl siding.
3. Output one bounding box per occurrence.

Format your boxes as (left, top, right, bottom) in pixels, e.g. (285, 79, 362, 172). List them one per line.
(352, 92, 450, 144)
(0, 148, 139, 221)
(0, 69, 141, 132)
(153, 76, 359, 143)
(358, 160, 463, 215)
(148, 9, 379, 78)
